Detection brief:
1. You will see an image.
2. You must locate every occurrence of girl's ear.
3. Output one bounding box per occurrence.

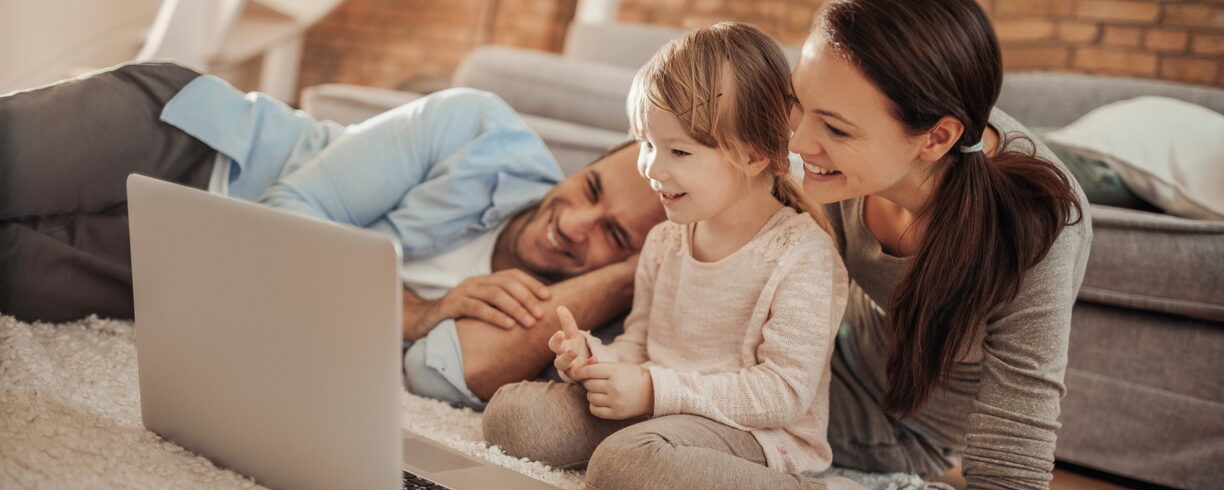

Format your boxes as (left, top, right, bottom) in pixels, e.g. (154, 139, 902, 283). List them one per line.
(743, 149, 771, 178)
(917, 116, 965, 163)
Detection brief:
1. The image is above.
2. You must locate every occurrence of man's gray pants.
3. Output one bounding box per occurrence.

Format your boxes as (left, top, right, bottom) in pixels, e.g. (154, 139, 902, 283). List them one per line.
(0, 62, 215, 322)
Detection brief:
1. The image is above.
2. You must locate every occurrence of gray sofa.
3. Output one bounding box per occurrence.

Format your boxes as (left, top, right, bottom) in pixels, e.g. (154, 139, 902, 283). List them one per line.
(301, 22, 1224, 489)
(994, 73, 1224, 490)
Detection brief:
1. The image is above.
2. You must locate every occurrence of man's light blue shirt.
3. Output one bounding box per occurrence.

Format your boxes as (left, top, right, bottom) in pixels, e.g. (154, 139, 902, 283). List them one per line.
(159, 75, 563, 261)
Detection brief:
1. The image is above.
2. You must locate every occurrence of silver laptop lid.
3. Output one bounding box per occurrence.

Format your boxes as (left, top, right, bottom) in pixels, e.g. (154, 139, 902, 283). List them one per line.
(128, 174, 403, 490)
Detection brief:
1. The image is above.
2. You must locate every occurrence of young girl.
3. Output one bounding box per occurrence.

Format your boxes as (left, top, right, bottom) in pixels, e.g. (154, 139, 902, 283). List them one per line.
(482, 22, 850, 489)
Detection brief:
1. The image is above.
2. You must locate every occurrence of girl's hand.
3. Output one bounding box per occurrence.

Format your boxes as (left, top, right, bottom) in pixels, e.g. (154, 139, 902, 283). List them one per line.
(570, 362, 654, 420)
(548, 306, 593, 379)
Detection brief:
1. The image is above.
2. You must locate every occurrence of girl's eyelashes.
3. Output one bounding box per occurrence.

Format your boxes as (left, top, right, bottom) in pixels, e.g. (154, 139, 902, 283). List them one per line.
(637, 138, 688, 156)
(825, 122, 849, 138)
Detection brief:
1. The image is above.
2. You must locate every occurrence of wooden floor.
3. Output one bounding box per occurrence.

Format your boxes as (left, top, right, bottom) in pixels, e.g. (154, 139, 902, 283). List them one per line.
(935, 463, 1146, 490)
(1048, 468, 1130, 490)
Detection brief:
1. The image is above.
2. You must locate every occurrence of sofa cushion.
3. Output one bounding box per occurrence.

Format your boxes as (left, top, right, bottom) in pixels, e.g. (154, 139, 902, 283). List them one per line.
(562, 21, 683, 70)
(1046, 96, 1224, 220)
(453, 46, 635, 134)
(1046, 140, 1158, 211)
(562, 21, 801, 70)
(515, 114, 629, 175)
(1081, 204, 1224, 323)
(1029, 127, 1157, 211)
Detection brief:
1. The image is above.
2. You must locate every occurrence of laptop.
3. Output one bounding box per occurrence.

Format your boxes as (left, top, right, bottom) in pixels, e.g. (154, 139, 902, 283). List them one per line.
(127, 174, 557, 490)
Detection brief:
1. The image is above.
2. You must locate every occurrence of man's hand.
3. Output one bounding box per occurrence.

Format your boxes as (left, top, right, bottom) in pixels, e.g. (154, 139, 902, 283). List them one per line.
(456, 258, 638, 399)
(571, 361, 654, 420)
(403, 269, 551, 340)
(549, 306, 594, 378)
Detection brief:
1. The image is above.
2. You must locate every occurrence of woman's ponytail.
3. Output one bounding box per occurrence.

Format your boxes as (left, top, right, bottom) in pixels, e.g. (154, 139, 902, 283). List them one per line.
(881, 134, 1081, 416)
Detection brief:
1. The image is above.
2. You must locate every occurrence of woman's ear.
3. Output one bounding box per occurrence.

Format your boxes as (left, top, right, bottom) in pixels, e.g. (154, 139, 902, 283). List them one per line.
(917, 116, 966, 163)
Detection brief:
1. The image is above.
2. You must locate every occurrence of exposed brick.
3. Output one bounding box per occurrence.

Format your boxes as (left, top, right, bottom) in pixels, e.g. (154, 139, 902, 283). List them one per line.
(754, 1, 787, 19)
(691, 0, 726, 14)
(681, 13, 725, 30)
(1058, 22, 1100, 44)
(976, 0, 996, 16)
(1161, 57, 1221, 84)
(1074, 1, 1160, 24)
(1102, 25, 1143, 48)
(1164, 5, 1224, 29)
(297, 0, 574, 95)
(1192, 33, 1224, 55)
(618, 8, 650, 23)
(785, 8, 816, 31)
(649, 10, 687, 28)
(726, 0, 756, 18)
(996, 0, 1073, 17)
(996, 18, 1057, 42)
(299, 0, 1224, 95)
(1003, 46, 1071, 70)
(1146, 30, 1189, 53)
(1073, 47, 1159, 75)
(779, 7, 817, 45)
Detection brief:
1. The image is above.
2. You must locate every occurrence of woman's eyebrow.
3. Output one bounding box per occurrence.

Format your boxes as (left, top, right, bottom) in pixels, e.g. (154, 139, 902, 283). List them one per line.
(814, 109, 861, 130)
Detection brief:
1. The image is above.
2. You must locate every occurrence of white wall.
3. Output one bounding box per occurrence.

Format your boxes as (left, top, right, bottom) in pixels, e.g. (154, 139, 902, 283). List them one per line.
(1, 0, 161, 94)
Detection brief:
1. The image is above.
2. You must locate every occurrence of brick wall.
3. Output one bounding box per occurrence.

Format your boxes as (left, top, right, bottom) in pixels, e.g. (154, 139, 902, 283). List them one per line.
(619, 0, 1224, 86)
(297, 0, 576, 95)
(297, 0, 1224, 95)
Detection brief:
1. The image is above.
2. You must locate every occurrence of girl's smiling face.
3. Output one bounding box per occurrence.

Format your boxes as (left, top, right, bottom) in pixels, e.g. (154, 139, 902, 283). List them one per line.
(636, 103, 751, 225)
(789, 37, 932, 205)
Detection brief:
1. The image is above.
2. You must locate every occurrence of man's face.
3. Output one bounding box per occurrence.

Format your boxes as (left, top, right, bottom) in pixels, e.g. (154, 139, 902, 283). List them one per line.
(510, 144, 666, 280)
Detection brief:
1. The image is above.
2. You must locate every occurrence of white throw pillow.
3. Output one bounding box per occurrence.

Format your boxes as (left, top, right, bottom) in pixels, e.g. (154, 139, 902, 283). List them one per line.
(1045, 96, 1224, 220)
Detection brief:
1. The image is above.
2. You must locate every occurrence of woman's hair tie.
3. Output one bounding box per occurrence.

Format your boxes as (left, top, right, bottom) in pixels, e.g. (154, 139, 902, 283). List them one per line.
(959, 140, 984, 153)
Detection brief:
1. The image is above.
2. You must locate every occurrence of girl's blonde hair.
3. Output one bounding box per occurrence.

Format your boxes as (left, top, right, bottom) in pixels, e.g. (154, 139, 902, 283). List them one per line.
(627, 22, 831, 235)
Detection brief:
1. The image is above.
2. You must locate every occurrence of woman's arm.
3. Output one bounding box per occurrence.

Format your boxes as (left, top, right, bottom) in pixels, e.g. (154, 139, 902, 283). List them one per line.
(961, 223, 1092, 489)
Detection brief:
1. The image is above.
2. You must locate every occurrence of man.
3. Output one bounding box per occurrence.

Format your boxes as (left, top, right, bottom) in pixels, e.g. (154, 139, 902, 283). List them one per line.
(0, 62, 664, 408)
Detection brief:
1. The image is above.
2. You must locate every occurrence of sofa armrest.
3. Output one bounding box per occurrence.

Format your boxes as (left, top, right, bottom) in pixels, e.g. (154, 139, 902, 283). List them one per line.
(998, 72, 1224, 128)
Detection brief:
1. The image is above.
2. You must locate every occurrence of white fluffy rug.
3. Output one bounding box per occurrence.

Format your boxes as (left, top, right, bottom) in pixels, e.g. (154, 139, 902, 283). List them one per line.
(0, 315, 939, 489)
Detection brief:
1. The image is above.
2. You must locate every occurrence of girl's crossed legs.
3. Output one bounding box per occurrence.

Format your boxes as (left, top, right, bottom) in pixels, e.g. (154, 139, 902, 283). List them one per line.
(483, 381, 829, 490)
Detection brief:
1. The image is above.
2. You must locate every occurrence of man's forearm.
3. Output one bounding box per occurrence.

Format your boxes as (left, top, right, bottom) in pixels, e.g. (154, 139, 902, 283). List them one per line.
(456, 260, 637, 399)
(401, 289, 444, 342)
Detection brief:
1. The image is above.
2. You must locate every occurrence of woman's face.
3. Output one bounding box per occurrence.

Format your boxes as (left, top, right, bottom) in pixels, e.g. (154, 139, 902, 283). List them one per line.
(789, 37, 929, 205)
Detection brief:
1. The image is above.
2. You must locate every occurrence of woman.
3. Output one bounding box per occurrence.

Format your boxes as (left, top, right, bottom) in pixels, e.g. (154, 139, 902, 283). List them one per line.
(789, 0, 1090, 487)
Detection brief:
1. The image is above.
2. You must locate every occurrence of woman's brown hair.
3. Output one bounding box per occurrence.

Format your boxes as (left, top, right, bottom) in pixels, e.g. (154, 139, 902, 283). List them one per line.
(816, 0, 1083, 417)
(628, 21, 831, 233)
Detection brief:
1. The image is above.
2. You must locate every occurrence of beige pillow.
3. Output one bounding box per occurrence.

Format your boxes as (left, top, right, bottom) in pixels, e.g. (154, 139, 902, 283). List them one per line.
(1045, 96, 1224, 220)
